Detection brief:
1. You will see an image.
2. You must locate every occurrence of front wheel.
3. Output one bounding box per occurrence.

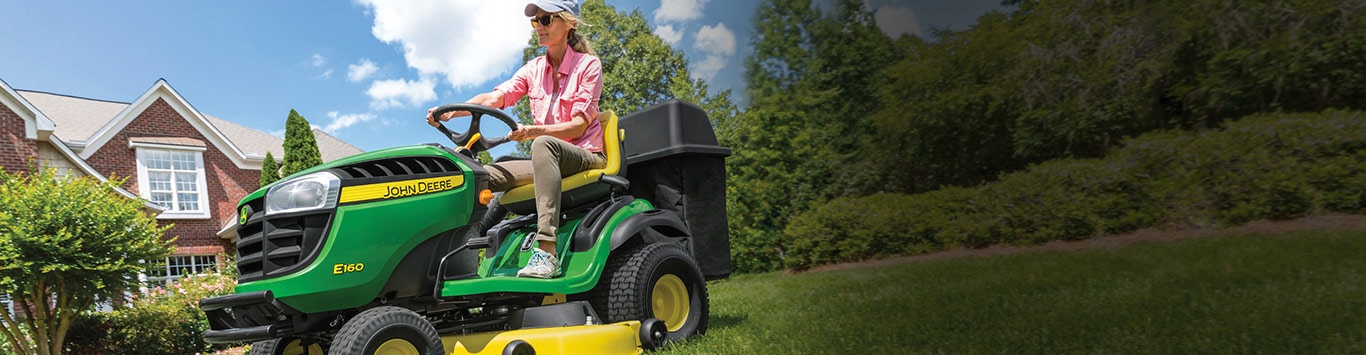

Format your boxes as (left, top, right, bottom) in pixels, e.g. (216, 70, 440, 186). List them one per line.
(588, 242, 709, 343)
(249, 337, 324, 355)
(330, 306, 444, 355)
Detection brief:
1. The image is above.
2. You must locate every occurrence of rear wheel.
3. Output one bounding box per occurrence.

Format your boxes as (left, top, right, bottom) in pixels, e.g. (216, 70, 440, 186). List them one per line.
(587, 242, 709, 342)
(250, 337, 324, 355)
(330, 306, 444, 355)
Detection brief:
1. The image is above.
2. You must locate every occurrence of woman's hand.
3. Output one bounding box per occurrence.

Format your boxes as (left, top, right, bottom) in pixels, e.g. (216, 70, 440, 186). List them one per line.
(426, 107, 471, 127)
(508, 124, 539, 142)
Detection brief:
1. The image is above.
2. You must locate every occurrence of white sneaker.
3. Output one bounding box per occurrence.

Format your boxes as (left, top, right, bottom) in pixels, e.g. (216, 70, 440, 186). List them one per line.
(517, 249, 560, 278)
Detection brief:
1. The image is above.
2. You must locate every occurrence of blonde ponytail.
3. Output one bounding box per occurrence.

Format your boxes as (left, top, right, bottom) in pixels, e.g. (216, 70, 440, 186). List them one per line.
(559, 11, 597, 56)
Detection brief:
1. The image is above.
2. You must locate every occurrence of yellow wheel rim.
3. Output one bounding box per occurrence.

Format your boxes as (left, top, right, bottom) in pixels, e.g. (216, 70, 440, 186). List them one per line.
(374, 339, 421, 355)
(281, 339, 323, 355)
(652, 274, 691, 332)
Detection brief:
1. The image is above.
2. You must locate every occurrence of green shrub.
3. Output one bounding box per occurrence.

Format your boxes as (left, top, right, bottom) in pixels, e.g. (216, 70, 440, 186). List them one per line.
(65, 266, 238, 355)
(784, 110, 1365, 270)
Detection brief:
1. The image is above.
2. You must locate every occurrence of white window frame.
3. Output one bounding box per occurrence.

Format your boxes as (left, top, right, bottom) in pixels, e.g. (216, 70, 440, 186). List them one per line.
(134, 144, 210, 219)
(145, 254, 220, 286)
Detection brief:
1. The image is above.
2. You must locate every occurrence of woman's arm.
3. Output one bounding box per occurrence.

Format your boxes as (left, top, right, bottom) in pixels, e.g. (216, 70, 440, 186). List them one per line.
(509, 112, 590, 142)
(425, 91, 506, 126)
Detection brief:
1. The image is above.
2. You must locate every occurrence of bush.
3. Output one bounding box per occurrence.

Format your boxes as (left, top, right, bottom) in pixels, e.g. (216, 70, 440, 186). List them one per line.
(65, 263, 238, 355)
(784, 110, 1365, 270)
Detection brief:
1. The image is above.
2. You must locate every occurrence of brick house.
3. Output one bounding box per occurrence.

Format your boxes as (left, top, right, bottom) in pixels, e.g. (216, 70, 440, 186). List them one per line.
(0, 77, 361, 299)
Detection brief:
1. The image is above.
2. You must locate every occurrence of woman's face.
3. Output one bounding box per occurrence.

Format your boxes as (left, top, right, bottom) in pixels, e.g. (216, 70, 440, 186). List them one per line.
(531, 10, 571, 48)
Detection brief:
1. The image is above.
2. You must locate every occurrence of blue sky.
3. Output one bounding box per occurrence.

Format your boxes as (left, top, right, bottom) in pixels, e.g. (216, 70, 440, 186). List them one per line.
(0, 0, 1006, 157)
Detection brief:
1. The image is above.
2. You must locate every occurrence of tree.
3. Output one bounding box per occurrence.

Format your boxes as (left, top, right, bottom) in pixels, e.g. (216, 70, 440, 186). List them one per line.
(508, 0, 737, 155)
(259, 151, 280, 186)
(280, 109, 324, 178)
(855, 11, 1025, 194)
(720, 0, 898, 272)
(0, 167, 173, 355)
(804, 0, 897, 196)
(720, 0, 825, 273)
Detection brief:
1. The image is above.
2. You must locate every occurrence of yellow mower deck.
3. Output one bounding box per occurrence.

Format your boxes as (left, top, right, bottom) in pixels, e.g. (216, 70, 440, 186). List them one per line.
(442, 321, 646, 355)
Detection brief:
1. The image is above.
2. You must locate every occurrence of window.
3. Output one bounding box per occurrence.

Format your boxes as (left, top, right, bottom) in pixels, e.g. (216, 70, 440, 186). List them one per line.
(146, 255, 220, 286)
(135, 147, 210, 219)
(1, 294, 10, 315)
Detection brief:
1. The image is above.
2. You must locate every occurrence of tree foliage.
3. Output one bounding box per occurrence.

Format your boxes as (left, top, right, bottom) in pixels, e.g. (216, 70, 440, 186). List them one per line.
(860, 0, 1366, 194)
(259, 151, 280, 187)
(280, 109, 324, 178)
(0, 167, 173, 355)
(722, 0, 897, 272)
(724, 0, 1366, 273)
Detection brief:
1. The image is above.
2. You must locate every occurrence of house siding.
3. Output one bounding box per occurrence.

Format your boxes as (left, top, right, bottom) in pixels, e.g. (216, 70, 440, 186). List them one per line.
(36, 142, 86, 178)
(83, 98, 255, 255)
(0, 104, 38, 172)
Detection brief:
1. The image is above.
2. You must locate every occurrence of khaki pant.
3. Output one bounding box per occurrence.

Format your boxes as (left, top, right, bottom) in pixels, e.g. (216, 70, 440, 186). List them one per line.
(487, 136, 606, 244)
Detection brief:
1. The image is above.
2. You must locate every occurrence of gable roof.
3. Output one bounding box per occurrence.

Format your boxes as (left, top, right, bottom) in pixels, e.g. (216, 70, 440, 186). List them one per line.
(0, 77, 56, 140)
(17, 80, 362, 166)
(0, 78, 162, 214)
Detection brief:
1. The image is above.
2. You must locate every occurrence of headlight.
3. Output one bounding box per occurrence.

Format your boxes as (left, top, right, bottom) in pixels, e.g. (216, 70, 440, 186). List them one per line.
(266, 172, 341, 215)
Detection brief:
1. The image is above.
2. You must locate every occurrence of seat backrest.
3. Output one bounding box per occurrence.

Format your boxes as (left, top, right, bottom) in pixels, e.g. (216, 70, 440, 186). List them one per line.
(597, 110, 624, 177)
(497, 110, 625, 213)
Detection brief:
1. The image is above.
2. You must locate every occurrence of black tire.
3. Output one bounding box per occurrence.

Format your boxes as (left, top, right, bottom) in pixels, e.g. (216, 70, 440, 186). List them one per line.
(330, 306, 444, 355)
(638, 318, 667, 351)
(586, 242, 709, 342)
(250, 337, 325, 355)
(502, 339, 535, 355)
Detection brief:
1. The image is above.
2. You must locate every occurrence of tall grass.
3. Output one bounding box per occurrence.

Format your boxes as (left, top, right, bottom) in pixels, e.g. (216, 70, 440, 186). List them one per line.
(665, 231, 1364, 354)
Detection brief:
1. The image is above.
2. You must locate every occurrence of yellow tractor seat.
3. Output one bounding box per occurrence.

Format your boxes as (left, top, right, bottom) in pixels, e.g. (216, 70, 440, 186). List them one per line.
(498, 111, 625, 215)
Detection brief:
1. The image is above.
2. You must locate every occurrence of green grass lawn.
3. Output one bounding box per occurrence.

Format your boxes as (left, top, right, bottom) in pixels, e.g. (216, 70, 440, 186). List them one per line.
(662, 231, 1365, 354)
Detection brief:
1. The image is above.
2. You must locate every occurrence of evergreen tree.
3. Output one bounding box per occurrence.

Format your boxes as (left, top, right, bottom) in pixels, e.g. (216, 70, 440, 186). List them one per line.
(280, 109, 324, 178)
(721, 0, 898, 272)
(259, 151, 280, 186)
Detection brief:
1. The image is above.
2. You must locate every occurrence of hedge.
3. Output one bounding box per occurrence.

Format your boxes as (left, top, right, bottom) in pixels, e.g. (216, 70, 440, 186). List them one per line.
(784, 110, 1365, 270)
(64, 270, 238, 354)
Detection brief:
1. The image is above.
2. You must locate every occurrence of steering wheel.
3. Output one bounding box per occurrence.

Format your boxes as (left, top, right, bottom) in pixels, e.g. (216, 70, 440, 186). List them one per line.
(429, 103, 519, 155)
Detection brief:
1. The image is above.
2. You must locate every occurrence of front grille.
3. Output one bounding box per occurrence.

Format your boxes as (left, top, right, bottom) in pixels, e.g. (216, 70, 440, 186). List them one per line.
(236, 198, 332, 283)
(337, 156, 460, 179)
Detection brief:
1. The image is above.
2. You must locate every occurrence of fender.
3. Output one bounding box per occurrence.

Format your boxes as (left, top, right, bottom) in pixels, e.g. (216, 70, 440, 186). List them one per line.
(572, 196, 636, 253)
(608, 208, 691, 252)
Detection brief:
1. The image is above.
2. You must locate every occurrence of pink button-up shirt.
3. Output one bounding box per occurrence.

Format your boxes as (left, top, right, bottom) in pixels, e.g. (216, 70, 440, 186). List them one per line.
(493, 47, 604, 152)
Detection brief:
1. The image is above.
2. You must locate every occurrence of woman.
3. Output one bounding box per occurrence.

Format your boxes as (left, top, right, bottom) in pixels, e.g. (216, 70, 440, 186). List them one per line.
(427, 0, 603, 278)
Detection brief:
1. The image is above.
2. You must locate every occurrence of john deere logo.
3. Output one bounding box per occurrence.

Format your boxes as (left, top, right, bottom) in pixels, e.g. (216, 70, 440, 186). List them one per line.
(239, 206, 250, 225)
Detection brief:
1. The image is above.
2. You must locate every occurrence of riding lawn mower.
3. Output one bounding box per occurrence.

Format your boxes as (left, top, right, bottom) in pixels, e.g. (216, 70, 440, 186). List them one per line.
(199, 100, 731, 355)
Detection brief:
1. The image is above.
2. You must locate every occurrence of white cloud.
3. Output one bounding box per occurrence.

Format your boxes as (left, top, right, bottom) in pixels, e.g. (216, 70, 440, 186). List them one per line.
(690, 23, 736, 81)
(318, 111, 380, 135)
(694, 55, 728, 82)
(348, 59, 380, 82)
(366, 77, 437, 110)
(310, 54, 333, 79)
(874, 5, 925, 38)
(693, 23, 736, 56)
(655, 0, 709, 23)
(357, 0, 528, 89)
(655, 24, 683, 45)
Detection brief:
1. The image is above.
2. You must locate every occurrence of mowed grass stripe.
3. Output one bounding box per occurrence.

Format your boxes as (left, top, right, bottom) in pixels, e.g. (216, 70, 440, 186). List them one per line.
(663, 231, 1365, 354)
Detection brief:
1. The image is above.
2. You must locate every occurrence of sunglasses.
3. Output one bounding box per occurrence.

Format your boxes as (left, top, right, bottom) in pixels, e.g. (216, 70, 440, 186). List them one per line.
(530, 14, 559, 27)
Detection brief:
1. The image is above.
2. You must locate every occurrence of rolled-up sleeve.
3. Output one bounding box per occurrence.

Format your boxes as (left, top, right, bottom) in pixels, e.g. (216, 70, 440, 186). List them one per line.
(493, 63, 533, 109)
(568, 57, 603, 121)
